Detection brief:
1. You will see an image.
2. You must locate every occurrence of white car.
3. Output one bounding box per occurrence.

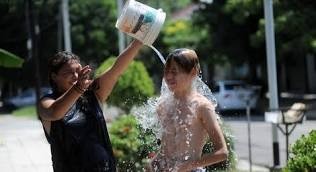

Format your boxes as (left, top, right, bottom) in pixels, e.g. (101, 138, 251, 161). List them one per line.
(4, 87, 52, 108)
(212, 80, 261, 110)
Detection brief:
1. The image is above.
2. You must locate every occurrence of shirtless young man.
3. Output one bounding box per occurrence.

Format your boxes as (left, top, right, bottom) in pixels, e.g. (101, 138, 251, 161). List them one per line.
(149, 49, 228, 172)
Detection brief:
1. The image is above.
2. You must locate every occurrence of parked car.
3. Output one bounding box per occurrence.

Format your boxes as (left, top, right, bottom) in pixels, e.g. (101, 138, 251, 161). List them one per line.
(3, 87, 52, 108)
(212, 80, 261, 111)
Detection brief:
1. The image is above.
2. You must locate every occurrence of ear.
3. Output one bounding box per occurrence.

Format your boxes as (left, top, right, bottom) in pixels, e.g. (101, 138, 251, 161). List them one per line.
(190, 67, 199, 77)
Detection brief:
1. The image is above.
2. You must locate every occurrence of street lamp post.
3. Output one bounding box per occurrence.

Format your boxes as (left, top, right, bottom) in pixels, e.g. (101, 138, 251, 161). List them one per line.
(61, 0, 72, 52)
(239, 93, 254, 172)
(246, 97, 252, 172)
(263, 0, 280, 167)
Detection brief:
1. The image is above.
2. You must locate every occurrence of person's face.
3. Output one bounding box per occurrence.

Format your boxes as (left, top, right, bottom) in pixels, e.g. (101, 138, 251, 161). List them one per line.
(52, 60, 82, 93)
(164, 60, 195, 93)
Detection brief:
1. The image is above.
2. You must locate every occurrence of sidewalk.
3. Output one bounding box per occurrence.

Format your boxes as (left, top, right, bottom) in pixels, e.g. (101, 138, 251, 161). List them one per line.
(236, 160, 269, 172)
(0, 115, 52, 172)
(0, 114, 270, 172)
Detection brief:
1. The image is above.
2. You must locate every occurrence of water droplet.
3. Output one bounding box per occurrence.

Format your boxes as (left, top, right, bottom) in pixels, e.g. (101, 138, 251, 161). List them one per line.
(184, 155, 189, 160)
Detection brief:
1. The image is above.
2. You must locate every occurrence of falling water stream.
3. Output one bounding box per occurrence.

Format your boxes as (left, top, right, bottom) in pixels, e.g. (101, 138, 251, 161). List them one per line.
(149, 45, 166, 64)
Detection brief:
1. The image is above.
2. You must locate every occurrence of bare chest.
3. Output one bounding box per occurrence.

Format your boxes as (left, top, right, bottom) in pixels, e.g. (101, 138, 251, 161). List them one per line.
(160, 103, 199, 130)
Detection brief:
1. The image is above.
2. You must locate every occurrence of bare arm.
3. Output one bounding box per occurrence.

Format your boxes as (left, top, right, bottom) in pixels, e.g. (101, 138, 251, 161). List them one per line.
(38, 40, 142, 121)
(38, 86, 82, 121)
(38, 66, 93, 121)
(94, 40, 143, 102)
(178, 103, 228, 171)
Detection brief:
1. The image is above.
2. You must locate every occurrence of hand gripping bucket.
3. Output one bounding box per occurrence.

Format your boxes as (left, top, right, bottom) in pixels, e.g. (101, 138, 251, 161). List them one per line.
(116, 0, 166, 45)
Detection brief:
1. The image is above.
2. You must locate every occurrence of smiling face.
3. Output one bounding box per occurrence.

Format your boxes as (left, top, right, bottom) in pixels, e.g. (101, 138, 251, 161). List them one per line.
(52, 60, 82, 93)
(164, 60, 192, 92)
(164, 49, 200, 94)
(48, 51, 81, 94)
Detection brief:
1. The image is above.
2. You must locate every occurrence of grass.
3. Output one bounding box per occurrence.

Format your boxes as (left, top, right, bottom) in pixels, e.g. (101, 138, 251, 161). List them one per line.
(12, 105, 37, 119)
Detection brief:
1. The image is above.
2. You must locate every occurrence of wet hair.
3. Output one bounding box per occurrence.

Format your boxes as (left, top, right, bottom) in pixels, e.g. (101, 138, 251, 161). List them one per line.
(165, 48, 200, 74)
(47, 51, 80, 92)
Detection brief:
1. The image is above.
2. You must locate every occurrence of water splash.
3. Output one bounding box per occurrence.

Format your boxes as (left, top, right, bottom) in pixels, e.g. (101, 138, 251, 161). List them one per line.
(134, 46, 220, 138)
(132, 97, 162, 139)
(194, 77, 218, 107)
(149, 45, 217, 106)
(132, 47, 236, 170)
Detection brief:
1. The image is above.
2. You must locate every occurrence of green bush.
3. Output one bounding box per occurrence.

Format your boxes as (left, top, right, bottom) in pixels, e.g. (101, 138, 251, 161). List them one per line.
(109, 115, 237, 171)
(95, 57, 155, 112)
(109, 115, 158, 171)
(203, 120, 237, 171)
(283, 130, 316, 172)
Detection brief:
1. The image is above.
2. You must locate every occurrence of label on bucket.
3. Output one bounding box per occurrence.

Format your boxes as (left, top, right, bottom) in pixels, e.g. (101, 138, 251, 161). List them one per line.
(116, 0, 166, 45)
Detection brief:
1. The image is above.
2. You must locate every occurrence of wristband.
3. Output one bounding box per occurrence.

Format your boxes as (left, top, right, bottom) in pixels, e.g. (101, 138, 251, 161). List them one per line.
(73, 84, 85, 94)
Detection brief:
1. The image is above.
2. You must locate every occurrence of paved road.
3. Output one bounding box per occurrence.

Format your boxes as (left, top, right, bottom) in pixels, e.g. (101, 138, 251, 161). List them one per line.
(0, 113, 314, 172)
(224, 118, 315, 168)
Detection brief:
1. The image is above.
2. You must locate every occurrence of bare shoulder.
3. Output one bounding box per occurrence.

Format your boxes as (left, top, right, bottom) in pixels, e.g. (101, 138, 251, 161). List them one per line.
(195, 93, 215, 110)
(156, 98, 167, 116)
(194, 93, 216, 119)
(38, 96, 55, 115)
(37, 96, 56, 120)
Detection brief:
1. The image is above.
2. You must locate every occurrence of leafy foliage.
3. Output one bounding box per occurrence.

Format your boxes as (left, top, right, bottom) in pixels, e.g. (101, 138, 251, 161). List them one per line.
(203, 120, 237, 171)
(95, 57, 155, 112)
(283, 130, 316, 172)
(141, 0, 192, 16)
(0, 0, 119, 92)
(193, 0, 264, 66)
(109, 115, 158, 171)
(193, 0, 316, 83)
(0, 0, 59, 87)
(70, 0, 118, 64)
(2, 0, 316, 99)
(253, 0, 316, 59)
(162, 19, 208, 52)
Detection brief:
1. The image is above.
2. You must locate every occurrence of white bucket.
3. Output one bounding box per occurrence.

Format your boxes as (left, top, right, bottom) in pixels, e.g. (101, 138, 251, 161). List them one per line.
(115, 0, 166, 45)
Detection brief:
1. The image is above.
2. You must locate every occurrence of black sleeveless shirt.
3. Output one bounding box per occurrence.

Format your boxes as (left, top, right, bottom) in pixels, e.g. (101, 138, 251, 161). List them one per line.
(41, 90, 116, 172)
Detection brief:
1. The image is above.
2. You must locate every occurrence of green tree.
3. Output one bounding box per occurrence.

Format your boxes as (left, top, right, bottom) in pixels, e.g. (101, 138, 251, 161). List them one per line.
(70, 0, 118, 64)
(0, 0, 59, 97)
(193, 0, 316, 84)
(141, 0, 192, 15)
(253, 0, 316, 60)
(162, 19, 208, 52)
(0, 0, 120, 91)
(95, 57, 155, 112)
(192, 0, 264, 82)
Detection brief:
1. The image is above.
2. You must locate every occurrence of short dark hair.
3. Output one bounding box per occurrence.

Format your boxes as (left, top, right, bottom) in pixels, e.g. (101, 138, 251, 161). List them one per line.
(165, 48, 200, 74)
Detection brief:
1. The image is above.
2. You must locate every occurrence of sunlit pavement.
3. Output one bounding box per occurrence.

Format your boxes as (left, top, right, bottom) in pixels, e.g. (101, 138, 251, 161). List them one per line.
(0, 114, 314, 172)
(222, 114, 315, 169)
(0, 115, 52, 172)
